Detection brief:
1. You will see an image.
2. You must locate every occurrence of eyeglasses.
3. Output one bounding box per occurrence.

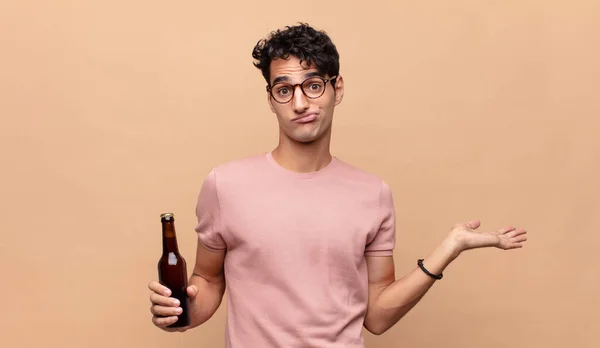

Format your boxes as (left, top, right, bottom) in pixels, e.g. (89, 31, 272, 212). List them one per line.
(266, 75, 337, 104)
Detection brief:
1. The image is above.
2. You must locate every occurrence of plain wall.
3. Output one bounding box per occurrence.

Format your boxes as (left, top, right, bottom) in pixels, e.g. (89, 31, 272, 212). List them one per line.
(1, 1, 598, 347)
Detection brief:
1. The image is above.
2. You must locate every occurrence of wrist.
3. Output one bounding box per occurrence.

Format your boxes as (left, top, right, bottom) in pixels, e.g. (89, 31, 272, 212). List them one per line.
(418, 238, 461, 277)
(440, 235, 463, 261)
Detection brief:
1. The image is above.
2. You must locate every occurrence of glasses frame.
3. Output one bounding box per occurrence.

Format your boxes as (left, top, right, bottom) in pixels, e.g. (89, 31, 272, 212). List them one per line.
(266, 75, 338, 104)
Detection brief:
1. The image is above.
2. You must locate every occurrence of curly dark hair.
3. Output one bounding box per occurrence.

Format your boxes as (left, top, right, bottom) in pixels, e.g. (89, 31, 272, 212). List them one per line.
(252, 23, 340, 85)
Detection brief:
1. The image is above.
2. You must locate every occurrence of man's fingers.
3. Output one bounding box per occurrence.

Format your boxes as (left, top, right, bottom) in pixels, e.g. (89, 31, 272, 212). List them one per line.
(496, 226, 516, 235)
(148, 280, 189, 331)
(187, 285, 199, 298)
(465, 219, 481, 230)
(452, 219, 481, 230)
(152, 315, 179, 327)
(148, 281, 171, 297)
(506, 228, 527, 238)
(150, 292, 180, 307)
(512, 234, 528, 243)
(500, 234, 527, 249)
(151, 304, 183, 317)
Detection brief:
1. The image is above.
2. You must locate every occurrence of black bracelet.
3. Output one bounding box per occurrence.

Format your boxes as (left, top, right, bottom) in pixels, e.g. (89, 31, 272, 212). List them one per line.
(417, 259, 443, 280)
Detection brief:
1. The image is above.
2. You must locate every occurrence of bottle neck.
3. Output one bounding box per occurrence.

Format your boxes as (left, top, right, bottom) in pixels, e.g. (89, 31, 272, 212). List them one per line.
(162, 221, 179, 255)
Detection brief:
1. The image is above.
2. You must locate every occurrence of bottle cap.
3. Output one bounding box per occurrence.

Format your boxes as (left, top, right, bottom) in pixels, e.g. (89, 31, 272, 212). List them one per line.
(160, 212, 174, 220)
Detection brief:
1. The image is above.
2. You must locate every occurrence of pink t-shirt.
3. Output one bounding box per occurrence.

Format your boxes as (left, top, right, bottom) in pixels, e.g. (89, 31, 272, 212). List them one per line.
(194, 152, 396, 348)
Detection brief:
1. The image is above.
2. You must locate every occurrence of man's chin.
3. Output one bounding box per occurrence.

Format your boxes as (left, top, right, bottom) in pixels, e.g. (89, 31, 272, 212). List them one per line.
(280, 124, 328, 144)
(291, 133, 320, 144)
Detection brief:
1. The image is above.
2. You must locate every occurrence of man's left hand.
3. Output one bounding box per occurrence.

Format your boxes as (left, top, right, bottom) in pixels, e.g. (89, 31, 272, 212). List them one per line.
(446, 220, 528, 258)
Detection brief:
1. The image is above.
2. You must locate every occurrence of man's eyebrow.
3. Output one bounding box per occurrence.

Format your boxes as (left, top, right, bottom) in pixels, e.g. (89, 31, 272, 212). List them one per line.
(304, 71, 324, 79)
(271, 71, 325, 85)
(271, 75, 289, 85)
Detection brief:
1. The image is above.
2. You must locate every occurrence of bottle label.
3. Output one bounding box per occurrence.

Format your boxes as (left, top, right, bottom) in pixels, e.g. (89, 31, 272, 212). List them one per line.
(168, 252, 178, 265)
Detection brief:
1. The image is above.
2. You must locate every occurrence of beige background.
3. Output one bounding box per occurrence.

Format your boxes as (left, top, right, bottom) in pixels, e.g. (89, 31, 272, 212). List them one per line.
(1, 1, 599, 347)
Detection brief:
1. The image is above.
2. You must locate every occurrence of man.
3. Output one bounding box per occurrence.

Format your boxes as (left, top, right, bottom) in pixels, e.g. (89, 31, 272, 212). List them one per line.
(148, 23, 527, 347)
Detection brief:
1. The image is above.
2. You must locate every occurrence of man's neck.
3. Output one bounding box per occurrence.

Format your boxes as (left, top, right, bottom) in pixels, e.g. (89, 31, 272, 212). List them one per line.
(271, 136, 332, 173)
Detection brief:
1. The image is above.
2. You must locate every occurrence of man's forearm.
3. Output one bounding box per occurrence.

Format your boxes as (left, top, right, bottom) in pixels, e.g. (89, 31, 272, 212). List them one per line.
(365, 238, 459, 334)
(187, 273, 226, 328)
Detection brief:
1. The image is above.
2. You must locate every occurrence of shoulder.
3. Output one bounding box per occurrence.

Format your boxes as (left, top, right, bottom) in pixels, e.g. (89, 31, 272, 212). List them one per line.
(332, 156, 391, 190)
(199, 153, 269, 189)
(330, 157, 395, 206)
(209, 152, 268, 176)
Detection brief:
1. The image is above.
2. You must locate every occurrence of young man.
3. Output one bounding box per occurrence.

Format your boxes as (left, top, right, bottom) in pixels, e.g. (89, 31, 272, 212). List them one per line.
(148, 23, 527, 347)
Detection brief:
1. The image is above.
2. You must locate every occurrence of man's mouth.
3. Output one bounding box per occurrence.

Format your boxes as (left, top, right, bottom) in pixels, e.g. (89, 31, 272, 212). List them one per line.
(292, 113, 318, 123)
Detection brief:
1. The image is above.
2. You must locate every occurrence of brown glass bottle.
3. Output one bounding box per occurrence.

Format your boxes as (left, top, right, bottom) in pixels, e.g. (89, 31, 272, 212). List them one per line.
(157, 212, 190, 328)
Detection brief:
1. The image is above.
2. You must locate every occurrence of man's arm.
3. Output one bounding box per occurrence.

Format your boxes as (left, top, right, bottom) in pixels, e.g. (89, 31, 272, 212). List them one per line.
(363, 238, 457, 335)
(363, 220, 528, 335)
(187, 167, 228, 328)
(186, 241, 226, 328)
(150, 168, 228, 331)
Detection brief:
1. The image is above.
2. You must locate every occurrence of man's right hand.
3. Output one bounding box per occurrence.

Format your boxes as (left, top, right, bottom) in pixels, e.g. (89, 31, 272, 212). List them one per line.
(148, 280, 198, 332)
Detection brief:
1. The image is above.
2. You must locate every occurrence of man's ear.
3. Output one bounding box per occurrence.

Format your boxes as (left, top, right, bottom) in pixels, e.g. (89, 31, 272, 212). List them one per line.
(333, 75, 344, 106)
(267, 91, 275, 113)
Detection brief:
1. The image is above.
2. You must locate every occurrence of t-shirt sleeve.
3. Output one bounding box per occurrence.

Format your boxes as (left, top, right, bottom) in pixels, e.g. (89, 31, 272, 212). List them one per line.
(194, 168, 227, 252)
(365, 180, 396, 257)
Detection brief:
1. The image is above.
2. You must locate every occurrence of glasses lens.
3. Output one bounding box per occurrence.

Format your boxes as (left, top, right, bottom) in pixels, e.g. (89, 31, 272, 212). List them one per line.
(271, 83, 293, 103)
(302, 78, 325, 98)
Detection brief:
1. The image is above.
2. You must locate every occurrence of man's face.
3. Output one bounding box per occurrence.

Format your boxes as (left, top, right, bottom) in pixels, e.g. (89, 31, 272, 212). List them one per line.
(267, 56, 344, 144)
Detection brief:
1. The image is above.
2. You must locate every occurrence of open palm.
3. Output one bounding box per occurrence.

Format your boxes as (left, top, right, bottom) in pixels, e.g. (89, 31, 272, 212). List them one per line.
(450, 220, 528, 253)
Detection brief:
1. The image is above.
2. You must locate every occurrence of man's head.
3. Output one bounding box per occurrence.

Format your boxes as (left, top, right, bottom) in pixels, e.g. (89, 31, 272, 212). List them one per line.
(252, 23, 344, 144)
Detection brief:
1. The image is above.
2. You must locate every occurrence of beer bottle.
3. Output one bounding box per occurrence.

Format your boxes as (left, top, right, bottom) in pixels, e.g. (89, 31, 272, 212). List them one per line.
(157, 212, 190, 328)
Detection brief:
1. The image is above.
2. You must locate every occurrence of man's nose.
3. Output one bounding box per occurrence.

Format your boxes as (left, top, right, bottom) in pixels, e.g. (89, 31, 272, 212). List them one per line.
(292, 86, 309, 113)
